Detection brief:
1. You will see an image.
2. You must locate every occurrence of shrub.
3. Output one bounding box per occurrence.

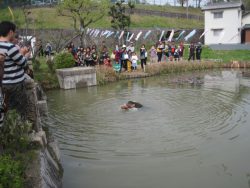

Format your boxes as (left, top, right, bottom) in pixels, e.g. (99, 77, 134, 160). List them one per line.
(39, 73, 60, 90)
(0, 110, 32, 154)
(32, 59, 41, 72)
(0, 155, 24, 188)
(54, 52, 75, 69)
(46, 58, 55, 73)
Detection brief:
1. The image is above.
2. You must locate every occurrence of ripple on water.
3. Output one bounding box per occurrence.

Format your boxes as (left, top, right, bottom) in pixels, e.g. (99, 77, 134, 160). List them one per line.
(46, 75, 250, 161)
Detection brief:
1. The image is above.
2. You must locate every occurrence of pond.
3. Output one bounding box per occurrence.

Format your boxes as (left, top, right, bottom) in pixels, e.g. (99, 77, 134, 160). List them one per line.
(45, 69, 250, 188)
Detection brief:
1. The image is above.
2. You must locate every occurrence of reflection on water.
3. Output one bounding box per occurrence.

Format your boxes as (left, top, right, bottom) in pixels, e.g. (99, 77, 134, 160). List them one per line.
(45, 70, 250, 188)
(204, 71, 241, 93)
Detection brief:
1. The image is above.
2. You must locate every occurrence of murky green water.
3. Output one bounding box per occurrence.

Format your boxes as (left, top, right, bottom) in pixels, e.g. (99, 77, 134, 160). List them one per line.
(45, 70, 250, 188)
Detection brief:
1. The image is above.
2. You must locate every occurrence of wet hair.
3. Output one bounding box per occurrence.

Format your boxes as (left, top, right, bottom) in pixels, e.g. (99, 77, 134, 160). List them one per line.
(127, 101, 143, 108)
(0, 21, 16, 37)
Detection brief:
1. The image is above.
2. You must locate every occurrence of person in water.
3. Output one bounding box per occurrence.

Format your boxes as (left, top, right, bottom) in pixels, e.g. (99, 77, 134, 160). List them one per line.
(121, 101, 143, 110)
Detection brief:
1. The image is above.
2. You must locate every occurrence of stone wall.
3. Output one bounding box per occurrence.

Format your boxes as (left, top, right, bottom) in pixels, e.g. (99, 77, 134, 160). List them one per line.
(25, 80, 63, 188)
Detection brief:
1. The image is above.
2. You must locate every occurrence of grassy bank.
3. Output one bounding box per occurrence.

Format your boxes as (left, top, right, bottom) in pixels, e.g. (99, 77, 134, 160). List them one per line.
(0, 6, 203, 29)
(197, 46, 250, 63)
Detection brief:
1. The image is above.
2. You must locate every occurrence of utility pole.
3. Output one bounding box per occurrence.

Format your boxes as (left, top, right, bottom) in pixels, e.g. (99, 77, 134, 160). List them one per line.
(186, 0, 189, 19)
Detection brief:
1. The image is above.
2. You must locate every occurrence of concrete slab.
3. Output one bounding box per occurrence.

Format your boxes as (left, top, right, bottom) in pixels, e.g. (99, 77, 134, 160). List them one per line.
(56, 67, 96, 89)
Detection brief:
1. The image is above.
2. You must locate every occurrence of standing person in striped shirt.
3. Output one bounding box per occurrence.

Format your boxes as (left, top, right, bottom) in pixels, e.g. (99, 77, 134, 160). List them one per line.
(0, 53, 5, 127)
(0, 21, 30, 123)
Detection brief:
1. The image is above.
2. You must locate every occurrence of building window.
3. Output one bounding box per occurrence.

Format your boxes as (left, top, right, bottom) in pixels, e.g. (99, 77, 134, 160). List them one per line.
(213, 11, 223, 19)
(213, 29, 223, 36)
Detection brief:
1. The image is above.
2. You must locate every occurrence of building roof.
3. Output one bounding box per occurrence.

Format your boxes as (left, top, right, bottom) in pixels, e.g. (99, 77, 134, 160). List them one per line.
(201, 2, 244, 11)
(243, 24, 250, 29)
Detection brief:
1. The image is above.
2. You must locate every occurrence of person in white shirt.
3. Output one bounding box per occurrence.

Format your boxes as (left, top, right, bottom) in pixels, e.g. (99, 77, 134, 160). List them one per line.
(127, 42, 135, 53)
(131, 52, 138, 71)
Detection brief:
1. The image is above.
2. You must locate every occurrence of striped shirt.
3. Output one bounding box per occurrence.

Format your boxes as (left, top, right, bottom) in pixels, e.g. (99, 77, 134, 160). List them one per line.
(0, 41, 27, 85)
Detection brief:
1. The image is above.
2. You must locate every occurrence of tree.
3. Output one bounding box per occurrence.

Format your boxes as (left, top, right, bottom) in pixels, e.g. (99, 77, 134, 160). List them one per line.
(197, 0, 203, 8)
(57, 0, 110, 46)
(128, 0, 135, 15)
(108, 0, 135, 31)
(178, 0, 186, 7)
(243, 0, 250, 10)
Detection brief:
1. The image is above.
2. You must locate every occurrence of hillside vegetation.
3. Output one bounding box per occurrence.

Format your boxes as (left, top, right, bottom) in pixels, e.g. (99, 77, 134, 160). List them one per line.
(134, 4, 203, 16)
(0, 5, 204, 29)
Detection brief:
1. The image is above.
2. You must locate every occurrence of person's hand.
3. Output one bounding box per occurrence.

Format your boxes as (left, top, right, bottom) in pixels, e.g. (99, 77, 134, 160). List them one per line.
(25, 50, 31, 59)
(20, 46, 30, 56)
(121, 104, 129, 110)
(0, 53, 5, 62)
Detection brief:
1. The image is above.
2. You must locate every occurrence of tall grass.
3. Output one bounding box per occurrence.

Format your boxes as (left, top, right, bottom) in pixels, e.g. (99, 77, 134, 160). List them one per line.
(146, 61, 219, 76)
(95, 61, 220, 86)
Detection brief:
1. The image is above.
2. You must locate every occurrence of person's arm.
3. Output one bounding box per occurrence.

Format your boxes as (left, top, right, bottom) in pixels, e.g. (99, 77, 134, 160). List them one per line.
(0, 54, 5, 87)
(7, 44, 28, 67)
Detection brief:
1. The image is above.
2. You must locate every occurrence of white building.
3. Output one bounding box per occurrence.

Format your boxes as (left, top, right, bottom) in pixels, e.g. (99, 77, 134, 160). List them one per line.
(202, 2, 245, 44)
(242, 12, 250, 43)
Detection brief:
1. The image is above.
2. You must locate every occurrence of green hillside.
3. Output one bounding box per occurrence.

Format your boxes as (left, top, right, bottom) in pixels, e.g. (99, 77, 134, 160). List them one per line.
(0, 5, 204, 29)
(134, 4, 203, 16)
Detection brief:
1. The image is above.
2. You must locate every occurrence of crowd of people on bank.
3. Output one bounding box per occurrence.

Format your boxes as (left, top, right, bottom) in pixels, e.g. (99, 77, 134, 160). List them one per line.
(60, 39, 203, 73)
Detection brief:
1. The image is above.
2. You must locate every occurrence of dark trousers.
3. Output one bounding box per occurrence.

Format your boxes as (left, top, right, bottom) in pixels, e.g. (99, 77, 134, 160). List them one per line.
(188, 53, 195, 61)
(141, 59, 147, 69)
(85, 60, 92, 67)
(157, 52, 162, 62)
(196, 53, 201, 60)
(121, 60, 127, 71)
(2, 82, 28, 121)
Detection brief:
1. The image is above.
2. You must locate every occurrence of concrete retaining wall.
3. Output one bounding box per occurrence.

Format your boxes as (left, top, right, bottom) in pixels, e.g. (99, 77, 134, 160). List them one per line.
(23, 80, 63, 188)
(56, 67, 97, 89)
